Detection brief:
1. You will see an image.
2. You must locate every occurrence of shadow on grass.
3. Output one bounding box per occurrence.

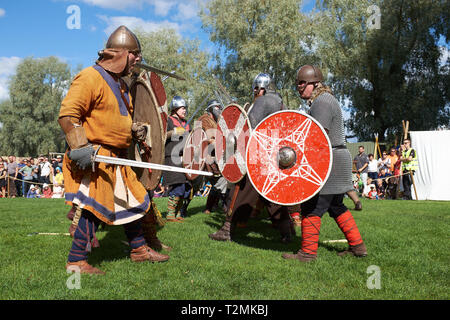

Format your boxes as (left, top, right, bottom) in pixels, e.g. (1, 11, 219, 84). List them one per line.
(205, 211, 345, 255)
(204, 211, 303, 253)
(88, 225, 129, 265)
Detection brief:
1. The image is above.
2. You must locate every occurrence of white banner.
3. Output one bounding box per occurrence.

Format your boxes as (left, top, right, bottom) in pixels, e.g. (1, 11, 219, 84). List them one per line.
(410, 130, 450, 201)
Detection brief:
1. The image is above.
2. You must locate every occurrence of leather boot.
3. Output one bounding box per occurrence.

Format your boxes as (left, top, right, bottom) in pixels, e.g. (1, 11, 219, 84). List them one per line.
(66, 260, 105, 275)
(337, 242, 367, 257)
(130, 245, 169, 263)
(142, 212, 172, 251)
(209, 221, 232, 241)
(282, 250, 317, 262)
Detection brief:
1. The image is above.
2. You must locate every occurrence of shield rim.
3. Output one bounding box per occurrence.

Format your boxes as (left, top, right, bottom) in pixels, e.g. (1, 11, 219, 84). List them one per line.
(245, 110, 333, 206)
(182, 126, 208, 180)
(216, 103, 252, 184)
(129, 70, 166, 190)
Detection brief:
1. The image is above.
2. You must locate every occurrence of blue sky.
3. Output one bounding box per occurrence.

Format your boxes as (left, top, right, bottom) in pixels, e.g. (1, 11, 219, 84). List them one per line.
(0, 0, 315, 101)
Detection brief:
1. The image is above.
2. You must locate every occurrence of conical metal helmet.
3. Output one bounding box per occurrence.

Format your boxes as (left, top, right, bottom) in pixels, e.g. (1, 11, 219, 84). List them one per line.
(106, 25, 141, 54)
(206, 99, 223, 121)
(170, 96, 187, 111)
(296, 65, 323, 85)
(252, 73, 271, 93)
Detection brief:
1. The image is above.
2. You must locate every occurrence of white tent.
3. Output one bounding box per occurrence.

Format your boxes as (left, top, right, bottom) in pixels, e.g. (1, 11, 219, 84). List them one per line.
(410, 130, 450, 201)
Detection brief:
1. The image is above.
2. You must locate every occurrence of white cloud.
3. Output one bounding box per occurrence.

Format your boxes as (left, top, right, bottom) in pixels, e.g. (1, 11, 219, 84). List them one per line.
(0, 57, 21, 101)
(98, 15, 181, 35)
(151, 0, 177, 16)
(175, 2, 199, 20)
(80, 0, 143, 11)
(0, 8, 5, 17)
(77, 0, 201, 19)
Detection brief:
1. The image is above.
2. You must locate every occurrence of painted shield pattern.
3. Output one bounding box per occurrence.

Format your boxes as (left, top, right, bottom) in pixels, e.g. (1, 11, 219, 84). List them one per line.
(246, 110, 332, 205)
(215, 103, 251, 183)
(182, 125, 209, 180)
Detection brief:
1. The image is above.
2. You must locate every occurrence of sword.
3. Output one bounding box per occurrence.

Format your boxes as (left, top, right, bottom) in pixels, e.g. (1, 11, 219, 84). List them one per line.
(135, 63, 186, 81)
(162, 71, 176, 81)
(93, 154, 212, 177)
(185, 94, 212, 127)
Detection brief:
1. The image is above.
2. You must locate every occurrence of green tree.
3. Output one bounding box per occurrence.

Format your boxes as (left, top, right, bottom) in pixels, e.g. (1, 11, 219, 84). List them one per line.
(134, 28, 214, 119)
(313, 0, 450, 142)
(200, 0, 313, 108)
(0, 56, 72, 156)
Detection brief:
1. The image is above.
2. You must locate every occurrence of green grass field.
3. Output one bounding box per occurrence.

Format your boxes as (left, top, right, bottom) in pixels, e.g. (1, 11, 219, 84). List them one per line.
(0, 197, 448, 300)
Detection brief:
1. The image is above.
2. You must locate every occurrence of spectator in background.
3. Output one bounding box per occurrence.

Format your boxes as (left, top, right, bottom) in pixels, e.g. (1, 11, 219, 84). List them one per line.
(27, 184, 41, 198)
(52, 182, 64, 198)
(367, 153, 378, 180)
(54, 167, 64, 186)
(7, 156, 19, 198)
(377, 151, 391, 174)
(53, 155, 63, 172)
(354, 146, 369, 189)
(362, 178, 375, 199)
(368, 185, 379, 200)
(16, 158, 25, 196)
(400, 139, 418, 200)
(39, 157, 52, 185)
(376, 167, 392, 198)
(387, 148, 398, 174)
(42, 183, 53, 198)
(0, 162, 7, 197)
(19, 159, 34, 197)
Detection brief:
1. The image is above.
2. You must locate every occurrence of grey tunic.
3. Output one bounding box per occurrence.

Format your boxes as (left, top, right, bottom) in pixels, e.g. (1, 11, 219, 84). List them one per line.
(309, 92, 353, 195)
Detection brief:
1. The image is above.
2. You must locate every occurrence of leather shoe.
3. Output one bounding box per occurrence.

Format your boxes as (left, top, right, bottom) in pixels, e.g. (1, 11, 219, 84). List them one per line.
(66, 260, 105, 275)
(130, 245, 169, 263)
(282, 250, 317, 262)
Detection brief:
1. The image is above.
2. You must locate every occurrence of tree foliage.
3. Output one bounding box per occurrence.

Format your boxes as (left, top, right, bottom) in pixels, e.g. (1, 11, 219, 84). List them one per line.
(134, 28, 214, 119)
(0, 57, 72, 156)
(312, 0, 450, 141)
(201, 0, 449, 141)
(200, 0, 314, 108)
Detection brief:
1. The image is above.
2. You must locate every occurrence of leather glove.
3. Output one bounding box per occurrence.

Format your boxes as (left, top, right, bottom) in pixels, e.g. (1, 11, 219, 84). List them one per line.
(173, 127, 185, 136)
(69, 144, 95, 170)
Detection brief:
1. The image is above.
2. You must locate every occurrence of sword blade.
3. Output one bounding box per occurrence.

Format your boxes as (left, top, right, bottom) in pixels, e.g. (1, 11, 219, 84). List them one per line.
(94, 155, 212, 177)
(135, 63, 186, 81)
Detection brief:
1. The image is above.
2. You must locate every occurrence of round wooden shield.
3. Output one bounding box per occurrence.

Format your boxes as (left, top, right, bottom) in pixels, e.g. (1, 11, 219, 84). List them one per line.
(129, 70, 166, 190)
(216, 103, 251, 183)
(142, 71, 168, 135)
(246, 110, 332, 205)
(182, 126, 209, 180)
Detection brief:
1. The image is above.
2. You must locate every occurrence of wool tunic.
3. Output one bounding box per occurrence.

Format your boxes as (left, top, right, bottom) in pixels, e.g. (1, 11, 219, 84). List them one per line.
(59, 65, 151, 225)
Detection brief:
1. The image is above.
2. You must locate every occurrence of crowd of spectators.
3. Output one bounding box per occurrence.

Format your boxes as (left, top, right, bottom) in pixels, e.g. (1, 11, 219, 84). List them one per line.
(353, 145, 408, 200)
(0, 154, 65, 199)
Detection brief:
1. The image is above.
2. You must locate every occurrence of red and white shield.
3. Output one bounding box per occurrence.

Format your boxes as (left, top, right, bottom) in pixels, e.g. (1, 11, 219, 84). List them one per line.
(182, 126, 209, 180)
(246, 111, 332, 205)
(216, 103, 251, 183)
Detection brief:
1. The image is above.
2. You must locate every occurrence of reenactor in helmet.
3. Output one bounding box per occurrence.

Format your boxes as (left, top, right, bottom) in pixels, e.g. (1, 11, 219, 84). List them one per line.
(210, 73, 296, 243)
(163, 96, 192, 222)
(196, 100, 228, 214)
(59, 25, 169, 275)
(282, 65, 367, 262)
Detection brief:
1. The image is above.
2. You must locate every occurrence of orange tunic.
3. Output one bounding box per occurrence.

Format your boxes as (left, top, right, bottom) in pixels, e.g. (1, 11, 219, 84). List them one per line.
(59, 65, 151, 225)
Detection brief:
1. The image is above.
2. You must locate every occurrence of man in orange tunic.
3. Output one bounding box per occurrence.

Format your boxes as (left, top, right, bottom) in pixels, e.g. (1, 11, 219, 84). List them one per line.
(59, 26, 169, 274)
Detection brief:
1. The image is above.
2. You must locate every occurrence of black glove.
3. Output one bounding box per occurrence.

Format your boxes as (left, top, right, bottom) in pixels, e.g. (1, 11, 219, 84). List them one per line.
(69, 144, 95, 170)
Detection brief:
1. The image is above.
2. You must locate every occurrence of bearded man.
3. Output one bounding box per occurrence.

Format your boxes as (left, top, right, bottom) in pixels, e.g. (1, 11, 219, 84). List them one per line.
(59, 25, 169, 275)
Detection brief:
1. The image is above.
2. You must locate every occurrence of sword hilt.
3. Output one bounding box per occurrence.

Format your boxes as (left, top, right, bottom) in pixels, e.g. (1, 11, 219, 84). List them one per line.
(92, 145, 101, 172)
